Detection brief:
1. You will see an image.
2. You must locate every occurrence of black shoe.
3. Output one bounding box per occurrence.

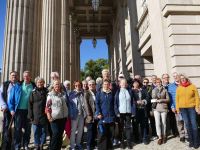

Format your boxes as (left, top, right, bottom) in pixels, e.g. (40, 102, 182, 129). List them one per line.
(143, 140, 149, 145)
(120, 143, 126, 149)
(180, 137, 185, 142)
(127, 142, 132, 149)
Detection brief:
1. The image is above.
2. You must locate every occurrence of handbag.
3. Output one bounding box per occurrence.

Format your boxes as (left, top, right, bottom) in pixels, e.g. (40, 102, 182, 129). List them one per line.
(62, 132, 70, 147)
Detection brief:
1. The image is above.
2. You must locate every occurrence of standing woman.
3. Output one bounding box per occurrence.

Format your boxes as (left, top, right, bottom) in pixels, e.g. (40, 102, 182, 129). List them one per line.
(114, 79, 135, 149)
(28, 77, 48, 150)
(152, 78, 169, 145)
(176, 74, 200, 149)
(96, 79, 115, 150)
(69, 81, 86, 150)
(45, 80, 68, 150)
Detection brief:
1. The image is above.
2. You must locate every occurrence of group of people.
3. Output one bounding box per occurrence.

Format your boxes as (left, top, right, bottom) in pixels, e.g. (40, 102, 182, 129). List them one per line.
(0, 69, 200, 150)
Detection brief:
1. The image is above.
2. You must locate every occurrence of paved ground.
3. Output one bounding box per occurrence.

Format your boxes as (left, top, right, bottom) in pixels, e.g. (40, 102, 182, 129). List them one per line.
(0, 112, 200, 150)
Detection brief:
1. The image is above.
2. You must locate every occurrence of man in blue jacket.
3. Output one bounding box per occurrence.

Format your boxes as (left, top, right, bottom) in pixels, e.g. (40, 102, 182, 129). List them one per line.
(168, 72, 187, 142)
(96, 79, 115, 150)
(0, 71, 19, 150)
(8, 71, 35, 150)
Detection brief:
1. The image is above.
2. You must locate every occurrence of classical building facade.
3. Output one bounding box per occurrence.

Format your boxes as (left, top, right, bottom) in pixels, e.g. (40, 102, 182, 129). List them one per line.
(2, 0, 200, 90)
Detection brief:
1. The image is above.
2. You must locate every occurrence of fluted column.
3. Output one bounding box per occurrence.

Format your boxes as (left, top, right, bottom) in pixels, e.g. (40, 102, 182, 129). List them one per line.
(31, 0, 43, 79)
(118, 0, 128, 78)
(69, 14, 75, 84)
(40, 0, 61, 84)
(60, 0, 70, 82)
(2, 0, 35, 81)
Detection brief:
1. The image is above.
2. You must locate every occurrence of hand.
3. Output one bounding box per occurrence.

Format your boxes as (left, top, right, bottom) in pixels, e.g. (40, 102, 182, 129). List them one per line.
(157, 99, 161, 103)
(117, 114, 120, 117)
(172, 108, 176, 113)
(97, 114, 103, 119)
(47, 113, 53, 122)
(195, 108, 200, 115)
(11, 111, 15, 116)
(137, 100, 142, 105)
(1, 108, 7, 113)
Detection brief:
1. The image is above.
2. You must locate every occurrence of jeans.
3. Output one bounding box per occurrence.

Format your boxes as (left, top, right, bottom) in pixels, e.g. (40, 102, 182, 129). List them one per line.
(70, 114, 84, 149)
(98, 123, 114, 150)
(32, 124, 47, 146)
(119, 113, 132, 144)
(86, 121, 97, 148)
(180, 108, 199, 147)
(1, 110, 12, 150)
(135, 109, 149, 141)
(50, 118, 66, 150)
(154, 110, 167, 138)
(14, 109, 31, 149)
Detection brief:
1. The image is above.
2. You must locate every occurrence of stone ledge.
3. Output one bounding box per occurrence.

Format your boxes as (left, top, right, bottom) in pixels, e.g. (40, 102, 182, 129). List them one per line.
(163, 5, 200, 17)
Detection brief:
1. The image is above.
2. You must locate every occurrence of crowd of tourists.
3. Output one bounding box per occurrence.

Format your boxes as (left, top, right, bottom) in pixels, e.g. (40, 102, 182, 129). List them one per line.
(0, 69, 200, 150)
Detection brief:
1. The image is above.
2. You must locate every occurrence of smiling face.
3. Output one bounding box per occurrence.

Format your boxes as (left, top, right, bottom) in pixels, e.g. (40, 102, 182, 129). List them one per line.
(23, 72, 31, 84)
(173, 72, 180, 83)
(53, 80, 61, 92)
(120, 79, 127, 88)
(156, 79, 162, 87)
(74, 82, 82, 91)
(180, 75, 187, 84)
(10, 72, 18, 83)
(162, 74, 170, 85)
(36, 80, 45, 89)
(103, 81, 110, 90)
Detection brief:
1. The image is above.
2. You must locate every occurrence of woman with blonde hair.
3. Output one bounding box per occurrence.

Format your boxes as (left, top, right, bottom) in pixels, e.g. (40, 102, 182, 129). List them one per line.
(152, 78, 169, 145)
(45, 80, 68, 150)
(176, 74, 200, 149)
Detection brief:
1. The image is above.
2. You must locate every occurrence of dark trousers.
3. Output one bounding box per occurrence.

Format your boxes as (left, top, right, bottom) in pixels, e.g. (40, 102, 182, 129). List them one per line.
(132, 117, 139, 142)
(98, 123, 114, 150)
(180, 108, 199, 147)
(135, 109, 149, 141)
(86, 121, 97, 148)
(118, 113, 131, 144)
(50, 118, 66, 150)
(1, 110, 12, 150)
(148, 114, 157, 137)
(167, 110, 178, 136)
(14, 109, 31, 149)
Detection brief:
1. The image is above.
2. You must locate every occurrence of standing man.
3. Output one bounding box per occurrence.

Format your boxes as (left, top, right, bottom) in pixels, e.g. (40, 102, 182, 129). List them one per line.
(0, 71, 19, 150)
(168, 72, 186, 142)
(162, 73, 178, 137)
(84, 80, 97, 150)
(8, 71, 35, 150)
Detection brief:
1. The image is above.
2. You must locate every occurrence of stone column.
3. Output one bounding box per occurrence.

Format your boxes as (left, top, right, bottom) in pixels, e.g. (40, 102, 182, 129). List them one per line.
(2, 0, 35, 81)
(69, 14, 75, 84)
(118, 0, 128, 78)
(60, 0, 70, 82)
(40, 0, 61, 84)
(76, 37, 82, 80)
(31, 0, 43, 79)
(128, 0, 143, 76)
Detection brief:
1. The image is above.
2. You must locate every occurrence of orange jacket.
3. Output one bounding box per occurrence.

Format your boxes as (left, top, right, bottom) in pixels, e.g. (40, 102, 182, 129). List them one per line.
(176, 84, 200, 112)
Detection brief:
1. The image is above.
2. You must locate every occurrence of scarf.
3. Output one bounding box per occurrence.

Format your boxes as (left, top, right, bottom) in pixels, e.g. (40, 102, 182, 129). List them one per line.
(180, 81, 190, 87)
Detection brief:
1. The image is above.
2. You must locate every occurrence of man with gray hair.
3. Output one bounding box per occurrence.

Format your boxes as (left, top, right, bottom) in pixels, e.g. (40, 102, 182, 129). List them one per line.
(0, 71, 19, 149)
(168, 72, 187, 142)
(84, 79, 97, 149)
(63, 80, 71, 96)
(8, 71, 36, 150)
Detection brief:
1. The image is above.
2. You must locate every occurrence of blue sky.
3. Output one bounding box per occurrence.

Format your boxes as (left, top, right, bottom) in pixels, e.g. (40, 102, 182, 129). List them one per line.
(0, 0, 108, 70)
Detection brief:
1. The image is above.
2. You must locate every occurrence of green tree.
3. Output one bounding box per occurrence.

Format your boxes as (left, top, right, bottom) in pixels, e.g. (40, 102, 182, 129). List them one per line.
(81, 58, 109, 81)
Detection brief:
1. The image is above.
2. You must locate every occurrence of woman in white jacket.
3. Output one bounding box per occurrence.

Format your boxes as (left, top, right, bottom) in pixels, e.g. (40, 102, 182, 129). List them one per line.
(45, 80, 68, 150)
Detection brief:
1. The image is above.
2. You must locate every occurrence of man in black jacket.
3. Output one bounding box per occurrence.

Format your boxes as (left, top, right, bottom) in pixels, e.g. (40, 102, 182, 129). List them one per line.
(0, 71, 19, 150)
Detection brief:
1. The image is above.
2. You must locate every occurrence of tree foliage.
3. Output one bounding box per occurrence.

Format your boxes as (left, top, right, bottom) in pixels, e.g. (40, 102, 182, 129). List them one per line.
(81, 59, 109, 81)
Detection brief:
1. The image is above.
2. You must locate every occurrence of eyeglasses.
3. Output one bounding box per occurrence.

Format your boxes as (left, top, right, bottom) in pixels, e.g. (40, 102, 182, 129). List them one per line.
(143, 82, 148, 84)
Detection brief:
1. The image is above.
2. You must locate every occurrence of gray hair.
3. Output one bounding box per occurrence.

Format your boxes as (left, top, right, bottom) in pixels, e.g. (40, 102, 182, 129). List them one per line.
(50, 72, 59, 78)
(63, 80, 71, 86)
(96, 77, 103, 85)
(35, 76, 45, 83)
(88, 80, 95, 85)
